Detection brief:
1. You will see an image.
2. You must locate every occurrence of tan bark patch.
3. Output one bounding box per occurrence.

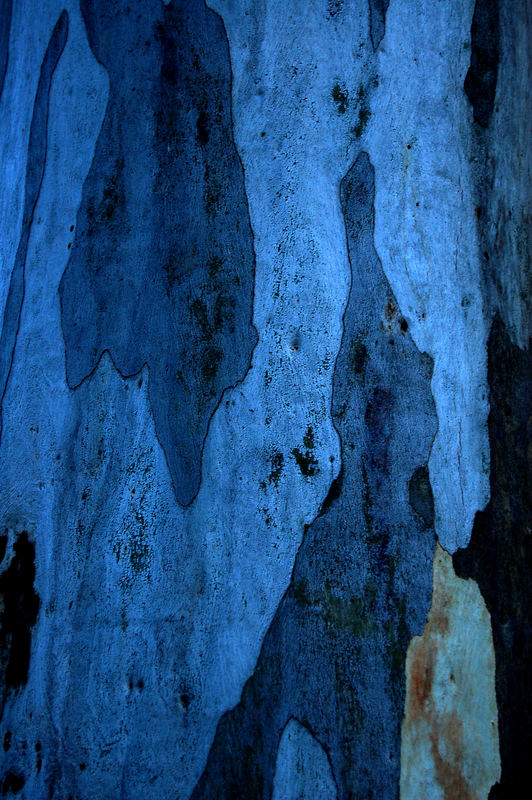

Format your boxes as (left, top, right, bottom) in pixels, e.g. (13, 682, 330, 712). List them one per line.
(401, 544, 500, 799)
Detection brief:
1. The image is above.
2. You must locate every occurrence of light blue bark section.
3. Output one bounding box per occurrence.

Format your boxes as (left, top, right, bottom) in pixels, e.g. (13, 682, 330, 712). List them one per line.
(367, 0, 490, 551)
(272, 720, 337, 800)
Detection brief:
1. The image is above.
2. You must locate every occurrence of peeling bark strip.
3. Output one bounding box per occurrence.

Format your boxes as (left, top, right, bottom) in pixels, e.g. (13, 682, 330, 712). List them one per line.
(59, 0, 257, 506)
(0, 10, 68, 441)
(191, 153, 436, 800)
(464, 0, 500, 127)
(0, 532, 41, 712)
(453, 316, 532, 799)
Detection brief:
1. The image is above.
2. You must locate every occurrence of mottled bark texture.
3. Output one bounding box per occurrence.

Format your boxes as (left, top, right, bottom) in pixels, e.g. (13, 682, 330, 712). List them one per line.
(192, 154, 436, 800)
(0, 0, 529, 798)
(59, 0, 257, 506)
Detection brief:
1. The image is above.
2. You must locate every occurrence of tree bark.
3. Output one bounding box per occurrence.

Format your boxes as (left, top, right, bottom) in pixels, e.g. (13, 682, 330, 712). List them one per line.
(0, 1, 529, 798)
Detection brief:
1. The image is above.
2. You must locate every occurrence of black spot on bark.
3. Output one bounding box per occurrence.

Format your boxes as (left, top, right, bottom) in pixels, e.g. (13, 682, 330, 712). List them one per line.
(196, 110, 209, 145)
(328, 0, 344, 19)
(0, 533, 40, 707)
(464, 0, 499, 127)
(268, 451, 284, 487)
(454, 315, 531, 799)
(351, 340, 368, 375)
(0, 771, 25, 795)
(291, 447, 318, 478)
(332, 82, 348, 114)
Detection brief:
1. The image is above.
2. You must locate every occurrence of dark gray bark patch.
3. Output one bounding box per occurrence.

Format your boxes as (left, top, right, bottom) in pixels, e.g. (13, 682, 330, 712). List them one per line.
(368, 0, 390, 50)
(59, 0, 257, 506)
(0, 11, 68, 442)
(0, 533, 40, 708)
(453, 315, 532, 799)
(464, 0, 499, 127)
(191, 153, 437, 800)
(409, 465, 435, 529)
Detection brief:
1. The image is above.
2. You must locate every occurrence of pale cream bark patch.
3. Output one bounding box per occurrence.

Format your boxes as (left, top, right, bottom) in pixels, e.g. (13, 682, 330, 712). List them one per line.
(401, 543, 500, 800)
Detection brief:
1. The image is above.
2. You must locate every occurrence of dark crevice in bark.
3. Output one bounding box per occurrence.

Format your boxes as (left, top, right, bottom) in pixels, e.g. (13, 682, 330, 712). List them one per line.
(0, 532, 41, 713)
(453, 315, 532, 800)
(464, 0, 500, 127)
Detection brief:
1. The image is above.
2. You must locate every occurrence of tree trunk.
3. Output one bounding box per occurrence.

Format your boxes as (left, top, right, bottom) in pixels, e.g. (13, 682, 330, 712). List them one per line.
(0, 1, 529, 798)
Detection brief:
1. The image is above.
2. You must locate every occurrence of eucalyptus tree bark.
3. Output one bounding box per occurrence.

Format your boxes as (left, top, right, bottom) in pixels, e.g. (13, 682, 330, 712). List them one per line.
(0, 1, 529, 799)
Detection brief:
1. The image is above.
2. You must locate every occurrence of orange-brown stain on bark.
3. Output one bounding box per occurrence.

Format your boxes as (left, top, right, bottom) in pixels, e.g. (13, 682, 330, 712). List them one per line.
(402, 545, 475, 800)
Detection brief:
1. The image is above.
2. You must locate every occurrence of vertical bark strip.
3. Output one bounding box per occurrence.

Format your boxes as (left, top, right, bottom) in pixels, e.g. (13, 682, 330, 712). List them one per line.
(0, 0, 13, 100)
(454, 317, 532, 799)
(0, 10, 68, 441)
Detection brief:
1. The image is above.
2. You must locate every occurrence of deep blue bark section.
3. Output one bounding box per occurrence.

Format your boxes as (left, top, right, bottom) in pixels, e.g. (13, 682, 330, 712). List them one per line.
(454, 317, 532, 800)
(191, 153, 436, 800)
(59, 0, 257, 506)
(0, 0, 13, 100)
(464, 0, 499, 127)
(0, 10, 68, 441)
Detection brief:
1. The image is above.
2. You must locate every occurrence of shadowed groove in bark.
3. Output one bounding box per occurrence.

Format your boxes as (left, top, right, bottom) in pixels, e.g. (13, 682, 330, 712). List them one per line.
(454, 315, 532, 800)
(0, 532, 41, 715)
(464, 0, 499, 127)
